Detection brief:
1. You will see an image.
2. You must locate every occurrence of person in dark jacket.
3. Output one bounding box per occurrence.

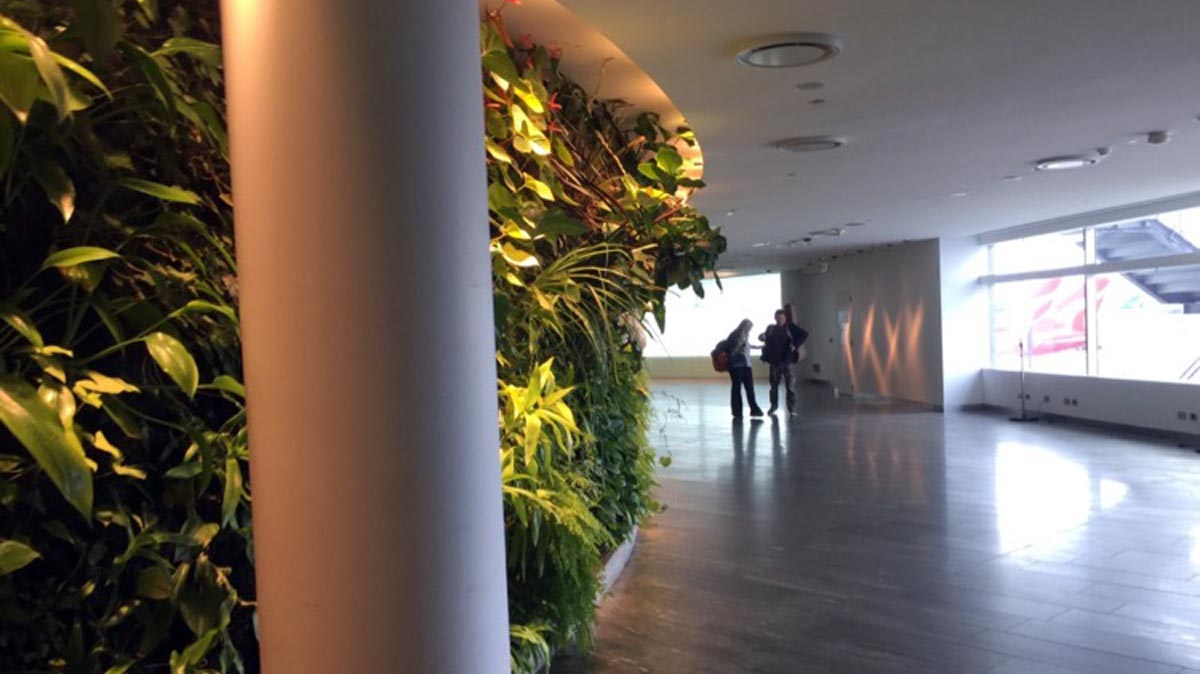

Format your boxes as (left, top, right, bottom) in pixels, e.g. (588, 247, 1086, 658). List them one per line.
(762, 306, 810, 415)
(726, 319, 763, 419)
(759, 310, 797, 415)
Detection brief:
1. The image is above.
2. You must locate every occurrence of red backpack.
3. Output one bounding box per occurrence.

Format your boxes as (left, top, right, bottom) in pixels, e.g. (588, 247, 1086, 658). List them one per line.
(710, 340, 731, 372)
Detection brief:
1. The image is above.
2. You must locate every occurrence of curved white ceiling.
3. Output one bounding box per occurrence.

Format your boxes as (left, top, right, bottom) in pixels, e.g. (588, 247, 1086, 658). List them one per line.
(558, 0, 1200, 271)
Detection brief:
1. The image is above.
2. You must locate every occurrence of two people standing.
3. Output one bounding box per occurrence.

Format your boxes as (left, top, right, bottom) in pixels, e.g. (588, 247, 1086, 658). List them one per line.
(724, 305, 809, 419)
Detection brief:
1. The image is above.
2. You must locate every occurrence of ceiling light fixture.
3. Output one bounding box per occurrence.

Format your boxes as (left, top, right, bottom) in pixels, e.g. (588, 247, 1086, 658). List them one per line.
(736, 33, 841, 68)
(1002, 174, 1023, 182)
(725, 209, 739, 216)
(1146, 130, 1171, 145)
(751, 242, 770, 248)
(773, 136, 845, 153)
(1034, 151, 1104, 171)
(950, 189, 971, 198)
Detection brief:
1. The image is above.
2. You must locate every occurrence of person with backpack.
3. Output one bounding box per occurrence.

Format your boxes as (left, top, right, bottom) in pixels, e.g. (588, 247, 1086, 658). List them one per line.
(724, 319, 764, 420)
(759, 308, 808, 416)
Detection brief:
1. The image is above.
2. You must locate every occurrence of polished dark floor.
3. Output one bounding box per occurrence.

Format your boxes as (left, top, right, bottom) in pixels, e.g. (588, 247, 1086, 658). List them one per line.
(556, 381, 1200, 674)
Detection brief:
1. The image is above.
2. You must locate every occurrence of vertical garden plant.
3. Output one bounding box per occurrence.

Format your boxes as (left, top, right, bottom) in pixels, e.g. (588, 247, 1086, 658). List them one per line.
(0, 3, 725, 672)
(0, 3, 251, 672)
(481, 8, 725, 670)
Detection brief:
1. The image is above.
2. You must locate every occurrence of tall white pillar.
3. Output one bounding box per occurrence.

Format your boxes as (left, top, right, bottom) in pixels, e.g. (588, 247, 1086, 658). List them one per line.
(220, 2, 509, 672)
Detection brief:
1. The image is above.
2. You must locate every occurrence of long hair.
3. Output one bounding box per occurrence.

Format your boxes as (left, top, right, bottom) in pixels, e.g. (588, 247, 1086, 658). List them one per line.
(728, 318, 752, 348)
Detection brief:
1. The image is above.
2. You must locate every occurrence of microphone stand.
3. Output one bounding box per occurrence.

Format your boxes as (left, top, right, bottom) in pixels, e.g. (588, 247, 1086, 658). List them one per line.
(1010, 339, 1039, 422)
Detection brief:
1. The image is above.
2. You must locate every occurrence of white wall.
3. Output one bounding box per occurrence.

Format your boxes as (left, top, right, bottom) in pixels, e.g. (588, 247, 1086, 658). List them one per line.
(983, 369, 1200, 435)
(782, 240, 945, 408)
(939, 235, 990, 410)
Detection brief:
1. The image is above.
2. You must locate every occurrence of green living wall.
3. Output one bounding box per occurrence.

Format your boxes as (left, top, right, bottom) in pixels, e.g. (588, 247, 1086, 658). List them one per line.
(0, 3, 251, 673)
(480, 10, 724, 671)
(0, 3, 723, 673)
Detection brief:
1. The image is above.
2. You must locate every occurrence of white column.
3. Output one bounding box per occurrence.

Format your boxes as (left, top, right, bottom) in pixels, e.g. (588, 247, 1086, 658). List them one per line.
(220, 2, 509, 672)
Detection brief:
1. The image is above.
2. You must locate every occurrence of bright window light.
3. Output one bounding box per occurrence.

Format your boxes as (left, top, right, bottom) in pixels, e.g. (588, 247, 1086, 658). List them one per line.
(643, 273, 782, 358)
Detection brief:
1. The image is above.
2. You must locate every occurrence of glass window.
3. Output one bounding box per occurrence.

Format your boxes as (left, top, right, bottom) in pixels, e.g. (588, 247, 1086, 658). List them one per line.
(1093, 266, 1200, 383)
(991, 229, 1085, 275)
(991, 275, 1087, 375)
(642, 273, 781, 358)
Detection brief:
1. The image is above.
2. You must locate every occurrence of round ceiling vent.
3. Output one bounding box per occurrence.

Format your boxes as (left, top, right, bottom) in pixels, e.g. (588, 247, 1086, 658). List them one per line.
(773, 136, 845, 153)
(736, 34, 841, 68)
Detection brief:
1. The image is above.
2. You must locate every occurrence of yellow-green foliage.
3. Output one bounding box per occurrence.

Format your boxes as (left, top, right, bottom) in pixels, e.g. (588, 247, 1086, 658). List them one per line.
(481, 10, 725, 670)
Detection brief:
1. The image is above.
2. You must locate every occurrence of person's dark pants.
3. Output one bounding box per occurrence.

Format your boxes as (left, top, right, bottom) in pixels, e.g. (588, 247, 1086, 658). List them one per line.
(728, 366, 761, 417)
(768, 362, 796, 412)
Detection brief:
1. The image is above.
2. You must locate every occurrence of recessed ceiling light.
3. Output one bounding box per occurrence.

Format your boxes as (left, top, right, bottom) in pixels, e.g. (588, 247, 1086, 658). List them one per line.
(1034, 152, 1102, 171)
(752, 242, 770, 248)
(773, 136, 844, 153)
(725, 209, 739, 216)
(736, 34, 841, 68)
(950, 189, 971, 198)
(796, 81, 826, 91)
(1002, 174, 1023, 182)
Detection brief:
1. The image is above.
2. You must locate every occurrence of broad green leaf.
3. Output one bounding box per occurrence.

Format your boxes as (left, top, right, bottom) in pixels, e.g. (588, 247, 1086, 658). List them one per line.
(119, 178, 201, 204)
(123, 43, 174, 115)
(173, 299, 237, 323)
(0, 49, 38, 121)
(637, 161, 661, 183)
(485, 138, 513, 164)
(201, 374, 244, 398)
(187, 523, 220, 548)
(102, 397, 144, 439)
(25, 27, 72, 120)
(53, 52, 107, 94)
(0, 539, 40, 575)
(70, 0, 122, 65)
(222, 457, 242, 527)
(500, 243, 539, 269)
(170, 629, 218, 674)
(0, 305, 43, 347)
(655, 145, 683, 175)
(134, 0, 158, 22)
(154, 37, 221, 68)
(165, 461, 202, 479)
(0, 376, 93, 518)
(82, 371, 140, 395)
(136, 566, 173, 600)
(553, 136, 575, 167)
(145, 332, 199, 398)
(177, 558, 233, 637)
(512, 84, 544, 114)
(41, 246, 120, 270)
(524, 176, 554, 201)
(31, 160, 75, 222)
(538, 210, 587, 238)
(481, 49, 521, 87)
